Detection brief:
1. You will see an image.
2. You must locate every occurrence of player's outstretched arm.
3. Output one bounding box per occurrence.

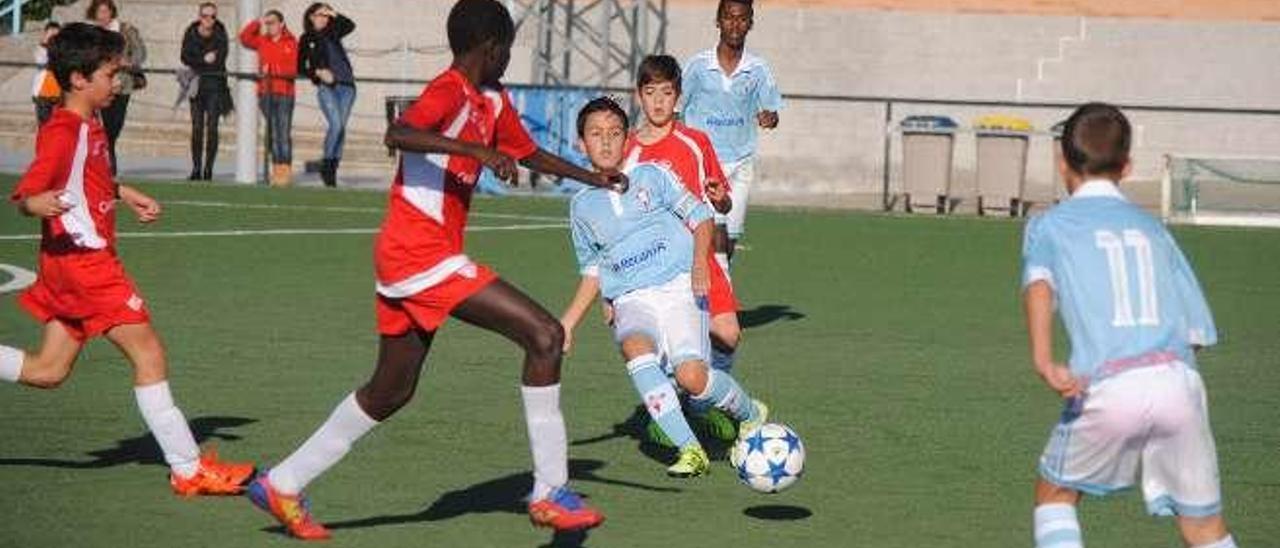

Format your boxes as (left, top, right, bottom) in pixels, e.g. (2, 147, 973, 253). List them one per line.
(559, 275, 601, 354)
(118, 185, 162, 223)
(384, 122, 520, 183)
(1024, 282, 1080, 398)
(690, 219, 712, 297)
(521, 148, 627, 192)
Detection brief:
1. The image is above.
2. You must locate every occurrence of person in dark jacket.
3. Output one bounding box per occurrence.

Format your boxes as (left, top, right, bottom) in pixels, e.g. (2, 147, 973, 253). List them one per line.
(299, 2, 355, 187)
(180, 2, 231, 181)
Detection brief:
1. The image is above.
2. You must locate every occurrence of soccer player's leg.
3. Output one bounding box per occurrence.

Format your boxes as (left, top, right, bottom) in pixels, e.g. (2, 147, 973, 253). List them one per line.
(1033, 480, 1083, 548)
(106, 322, 255, 496)
(450, 278, 603, 532)
(611, 299, 706, 476)
(664, 289, 766, 438)
(1143, 365, 1234, 548)
(252, 297, 434, 540)
(1, 319, 83, 389)
(696, 258, 742, 441)
(723, 160, 753, 263)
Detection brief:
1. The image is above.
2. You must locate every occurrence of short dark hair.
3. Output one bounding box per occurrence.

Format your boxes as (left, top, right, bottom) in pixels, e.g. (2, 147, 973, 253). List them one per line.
(577, 96, 629, 138)
(198, 2, 218, 14)
(717, 0, 753, 18)
(45, 21, 61, 31)
(48, 22, 124, 90)
(85, 0, 118, 21)
(636, 55, 681, 92)
(1061, 102, 1131, 177)
(447, 0, 515, 56)
(264, 9, 284, 22)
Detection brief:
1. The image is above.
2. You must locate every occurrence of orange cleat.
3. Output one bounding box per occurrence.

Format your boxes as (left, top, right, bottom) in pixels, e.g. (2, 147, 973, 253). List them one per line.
(528, 486, 605, 532)
(248, 472, 331, 541)
(170, 448, 255, 497)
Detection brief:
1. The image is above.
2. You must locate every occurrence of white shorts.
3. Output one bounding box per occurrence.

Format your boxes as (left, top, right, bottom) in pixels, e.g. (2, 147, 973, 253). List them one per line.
(1039, 362, 1223, 517)
(612, 273, 710, 367)
(715, 159, 754, 239)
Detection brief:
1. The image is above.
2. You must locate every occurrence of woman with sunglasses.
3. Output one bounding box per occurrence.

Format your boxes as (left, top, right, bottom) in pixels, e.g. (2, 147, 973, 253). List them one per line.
(180, 2, 232, 181)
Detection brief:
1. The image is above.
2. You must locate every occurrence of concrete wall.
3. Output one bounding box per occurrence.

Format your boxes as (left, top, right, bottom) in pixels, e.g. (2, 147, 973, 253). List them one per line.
(0, 1, 1276, 206)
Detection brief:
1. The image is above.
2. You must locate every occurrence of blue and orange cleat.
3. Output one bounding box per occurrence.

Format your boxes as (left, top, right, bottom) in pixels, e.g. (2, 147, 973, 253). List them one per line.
(247, 472, 332, 541)
(170, 448, 255, 496)
(528, 486, 605, 532)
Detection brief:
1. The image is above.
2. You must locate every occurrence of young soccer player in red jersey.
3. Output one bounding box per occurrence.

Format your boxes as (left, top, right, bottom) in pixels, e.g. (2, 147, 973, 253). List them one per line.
(247, 0, 620, 540)
(1, 23, 254, 497)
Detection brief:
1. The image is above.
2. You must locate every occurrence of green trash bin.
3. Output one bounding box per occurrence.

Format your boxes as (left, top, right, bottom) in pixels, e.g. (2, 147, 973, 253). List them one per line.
(974, 114, 1033, 217)
(900, 115, 958, 214)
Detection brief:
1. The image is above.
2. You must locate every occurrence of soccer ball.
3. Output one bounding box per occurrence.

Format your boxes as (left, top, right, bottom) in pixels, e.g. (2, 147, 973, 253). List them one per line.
(730, 422, 804, 493)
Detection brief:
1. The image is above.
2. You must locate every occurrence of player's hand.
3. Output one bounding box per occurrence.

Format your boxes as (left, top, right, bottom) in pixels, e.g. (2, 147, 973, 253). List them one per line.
(691, 263, 710, 297)
(1038, 363, 1082, 399)
(560, 319, 575, 353)
(21, 190, 70, 218)
(601, 301, 615, 326)
(757, 110, 778, 130)
(123, 191, 162, 223)
(477, 148, 519, 185)
(595, 171, 628, 193)
(705, 178, 727, 203)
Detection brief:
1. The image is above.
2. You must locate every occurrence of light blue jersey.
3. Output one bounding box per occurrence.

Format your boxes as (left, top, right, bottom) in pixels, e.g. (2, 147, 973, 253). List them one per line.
(1022, 180, 1218, 381)
(571, 162, 713, 300)
(680, 49, 783, 164)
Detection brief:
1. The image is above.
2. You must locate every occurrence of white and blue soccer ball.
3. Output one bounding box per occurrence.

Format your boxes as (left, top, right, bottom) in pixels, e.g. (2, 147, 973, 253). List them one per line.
(730, 422, 804, 493)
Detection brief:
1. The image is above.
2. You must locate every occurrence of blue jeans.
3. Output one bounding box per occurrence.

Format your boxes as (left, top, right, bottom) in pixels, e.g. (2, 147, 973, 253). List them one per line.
(316, 84, 355, 161)
(259, 94, 295, 164)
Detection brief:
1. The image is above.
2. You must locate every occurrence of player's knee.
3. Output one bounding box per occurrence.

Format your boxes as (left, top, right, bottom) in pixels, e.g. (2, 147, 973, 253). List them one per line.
(21, 358, 70, 389)
(1177, 515, 1229, 546)
(619, 335, 655, 359)
(711, 322, 740, 350)
(525, 317, 565, 362)
(674, 360, 709, 395)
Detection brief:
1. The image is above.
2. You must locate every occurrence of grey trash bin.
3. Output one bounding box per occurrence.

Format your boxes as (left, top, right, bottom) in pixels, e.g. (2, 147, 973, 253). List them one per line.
(974, 115, 1033, 217)
(900, 115, 958, 214)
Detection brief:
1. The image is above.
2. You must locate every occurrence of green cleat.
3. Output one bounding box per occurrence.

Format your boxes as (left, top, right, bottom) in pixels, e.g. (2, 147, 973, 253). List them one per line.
(737, 399, 770, 440)
(666, 445, 710, 478)
(645, 417, 676, 448)
(693, 409, 738, 442)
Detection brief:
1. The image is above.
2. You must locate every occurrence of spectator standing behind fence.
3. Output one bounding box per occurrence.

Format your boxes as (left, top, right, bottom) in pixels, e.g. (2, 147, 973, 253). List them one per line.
(240, 10, 298, 187)
(87, 0, 146, 176)
(299, 3, 356, 187)
(181, 3, 232, 181)
(32, 22, 61, 126)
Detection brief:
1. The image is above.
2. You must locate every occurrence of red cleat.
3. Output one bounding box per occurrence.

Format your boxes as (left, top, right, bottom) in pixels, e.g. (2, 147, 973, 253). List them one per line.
(528, 486, 605, 532)
(170, 448, 255, 496)
(247, 473, 331, 541)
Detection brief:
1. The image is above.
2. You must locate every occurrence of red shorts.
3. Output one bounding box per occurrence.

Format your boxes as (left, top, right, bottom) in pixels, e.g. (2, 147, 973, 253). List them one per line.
(706, 254, 739, 317)
(18, 251, 150, 341)
(376, 263, 498, 335)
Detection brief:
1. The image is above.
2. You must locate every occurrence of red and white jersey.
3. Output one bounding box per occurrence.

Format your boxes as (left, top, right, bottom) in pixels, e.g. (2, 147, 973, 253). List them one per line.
(623, 122, 729, 202)
(10, 108, 117, 254)
(374, 69, 538, 298)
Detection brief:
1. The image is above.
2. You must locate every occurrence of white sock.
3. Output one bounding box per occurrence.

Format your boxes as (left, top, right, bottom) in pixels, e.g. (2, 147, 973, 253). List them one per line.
(0, 345, 23, 383)
(269, 392, 379, 495)
(1193, 535, 1237, 548)
(714, 252, 730, 276)
(1034, 503, 1083, 548)
(521, 384, 568, 501)
(134, 381, 201, 479)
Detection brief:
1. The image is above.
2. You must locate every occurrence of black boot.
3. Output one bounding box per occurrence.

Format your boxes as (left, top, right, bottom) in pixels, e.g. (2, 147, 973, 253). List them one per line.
(188, 161, 202, 181)
(320, 158, 337, 187)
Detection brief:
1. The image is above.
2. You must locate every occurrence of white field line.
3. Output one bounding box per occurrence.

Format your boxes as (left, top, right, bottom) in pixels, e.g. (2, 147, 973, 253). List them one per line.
(0, 223, 567, 241)
(164, 200, 566, 222)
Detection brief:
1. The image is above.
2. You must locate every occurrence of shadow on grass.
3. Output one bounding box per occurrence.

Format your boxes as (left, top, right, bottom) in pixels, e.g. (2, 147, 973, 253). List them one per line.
(743, 504, 813, 521)
(0, 415, 256, 469)
(571, 405, 736, 464)
(738, 304, 806, 330)
(262, 459, 676, 543)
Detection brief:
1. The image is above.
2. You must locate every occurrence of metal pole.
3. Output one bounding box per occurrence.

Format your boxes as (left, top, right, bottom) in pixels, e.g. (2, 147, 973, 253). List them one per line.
(881, 101, 893, 211)
(235, 0, 261, 184)
(12, 0, 21, 35)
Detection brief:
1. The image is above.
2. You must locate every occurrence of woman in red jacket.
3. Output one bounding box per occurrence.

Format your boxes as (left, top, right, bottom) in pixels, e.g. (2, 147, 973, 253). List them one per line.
(240, 10, 298, 186)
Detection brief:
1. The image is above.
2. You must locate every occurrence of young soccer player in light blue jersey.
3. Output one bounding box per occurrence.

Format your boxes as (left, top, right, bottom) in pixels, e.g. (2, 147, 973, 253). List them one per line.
(681, 0, 782, 265)
(560, 97, 769, 478)
(1023, 103, 1234, 548)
